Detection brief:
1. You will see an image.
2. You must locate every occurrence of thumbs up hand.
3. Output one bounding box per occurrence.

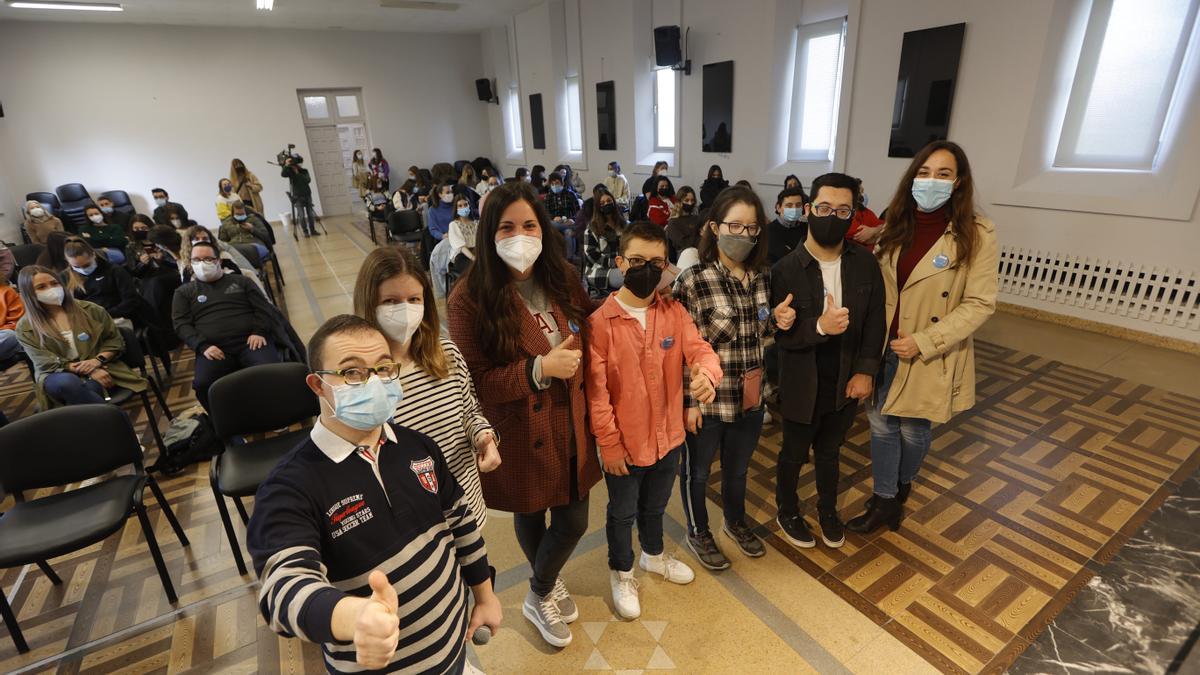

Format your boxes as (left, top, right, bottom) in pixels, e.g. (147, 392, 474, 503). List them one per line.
(355, 571, 401, 669)
(773, 293, 796, 331)
(817, 292, 850, 336)
(689, 363, 716, 404)
(542, 334, 582, 380)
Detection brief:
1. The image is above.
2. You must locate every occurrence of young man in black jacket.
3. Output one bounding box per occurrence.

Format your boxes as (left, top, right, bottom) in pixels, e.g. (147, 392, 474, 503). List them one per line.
(150, 188, 189, 227)
(769, 173, 886, 549)
(281, 154, 319, 237)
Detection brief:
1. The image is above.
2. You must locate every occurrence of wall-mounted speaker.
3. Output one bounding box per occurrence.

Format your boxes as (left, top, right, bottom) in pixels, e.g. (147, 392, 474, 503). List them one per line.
(475, 78, 497, 103)
(654, 26, 682, 67)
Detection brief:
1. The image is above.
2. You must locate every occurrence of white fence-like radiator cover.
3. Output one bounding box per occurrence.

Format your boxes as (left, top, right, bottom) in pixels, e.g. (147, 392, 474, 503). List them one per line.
(998, 247, 1200, 334)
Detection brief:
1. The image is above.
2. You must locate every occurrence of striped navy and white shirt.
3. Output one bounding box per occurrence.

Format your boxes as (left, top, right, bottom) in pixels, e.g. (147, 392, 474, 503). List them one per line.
(392, 338, 492, 528)
(247, 420, 490, 674)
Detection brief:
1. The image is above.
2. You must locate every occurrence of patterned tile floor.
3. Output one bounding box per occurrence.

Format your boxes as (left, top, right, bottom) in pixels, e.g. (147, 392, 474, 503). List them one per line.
(1, 217, 1197, 674)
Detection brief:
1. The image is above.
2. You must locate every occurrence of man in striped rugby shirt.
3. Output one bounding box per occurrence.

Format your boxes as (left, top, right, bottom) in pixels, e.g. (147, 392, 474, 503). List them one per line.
(248, 314, 501, 674)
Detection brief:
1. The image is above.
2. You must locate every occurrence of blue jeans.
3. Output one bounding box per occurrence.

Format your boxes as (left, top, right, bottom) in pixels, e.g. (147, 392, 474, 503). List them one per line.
(554, 221, 578, 260)
(252, 243, 270, 264)
(681, 408, 765, 535)
(867, 348, 933, 498)
(605, 445, 681, 572)
(44, 372, 107, 405)
(430, 238, 451, 300)
(0, 329, 21, 361)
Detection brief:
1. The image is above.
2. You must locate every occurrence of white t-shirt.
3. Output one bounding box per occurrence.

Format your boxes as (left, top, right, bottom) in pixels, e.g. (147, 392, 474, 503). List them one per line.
(614, 295, 649, 330)
(60, 330, 78, 360)
(818, 257, 843, 307)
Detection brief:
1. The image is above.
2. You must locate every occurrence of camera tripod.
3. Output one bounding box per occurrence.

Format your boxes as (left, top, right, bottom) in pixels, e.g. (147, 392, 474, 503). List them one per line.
(287, 192, 329, 241)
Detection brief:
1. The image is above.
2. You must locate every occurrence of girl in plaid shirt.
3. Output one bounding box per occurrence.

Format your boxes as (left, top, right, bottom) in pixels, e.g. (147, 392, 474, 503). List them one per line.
(675, 186, 793, 571)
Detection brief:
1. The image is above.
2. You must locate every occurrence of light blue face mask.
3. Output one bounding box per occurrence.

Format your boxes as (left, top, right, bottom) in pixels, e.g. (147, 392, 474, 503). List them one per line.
(912, 178, 953, 212)
(782, 207, 803, 225)
(234, 213, 248, 222)
(457, 206, 471, 218)
(321, 374, 404, 431)
(550, 184, 563, 194)
(72, 261, 98, 276)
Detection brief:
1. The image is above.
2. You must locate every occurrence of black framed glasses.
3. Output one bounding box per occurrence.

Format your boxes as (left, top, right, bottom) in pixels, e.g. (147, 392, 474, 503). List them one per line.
(190, 256, 219, 265)
(717, 221, 762, 237)
(812, 204, 854, 220)
(624, 256, 669, 271)
(313, 363, 400, 385)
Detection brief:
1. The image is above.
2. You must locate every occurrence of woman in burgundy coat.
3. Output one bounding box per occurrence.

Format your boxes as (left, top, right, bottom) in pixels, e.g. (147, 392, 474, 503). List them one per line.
(448, 180, 600, 650)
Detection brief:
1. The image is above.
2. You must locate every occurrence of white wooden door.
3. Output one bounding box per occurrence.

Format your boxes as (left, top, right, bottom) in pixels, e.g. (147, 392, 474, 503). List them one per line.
(339, 123, 370, 206)
(306, 125, 352, 216)
(297, 89, 370, 217)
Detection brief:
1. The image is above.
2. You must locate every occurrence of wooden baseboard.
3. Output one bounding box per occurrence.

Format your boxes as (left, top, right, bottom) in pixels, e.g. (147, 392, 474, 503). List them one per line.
(998, 302, 1200, 356)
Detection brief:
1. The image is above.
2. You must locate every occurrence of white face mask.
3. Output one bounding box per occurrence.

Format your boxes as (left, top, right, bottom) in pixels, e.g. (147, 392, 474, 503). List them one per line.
(495, 234, 542, 274)
(30, 207, 45, 218)
(88, 214, 104, 224)
(171, 218, 182, 227)
(376, 302, 425, 345)
(192, 260, 223, 282)
(155, 198, 167, 207)
(36, 286, 65, 306)
(441, 192, 454, 204)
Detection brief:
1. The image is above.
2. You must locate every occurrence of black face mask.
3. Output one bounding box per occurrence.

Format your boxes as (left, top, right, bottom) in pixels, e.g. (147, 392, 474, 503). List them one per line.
(600, 203, 616, 215)
(806, 213, 852, 247)
(681, 203, 695, 213)
(624, 263, 663, 299)
(132, 229, 149, 241)
(657, 188, 670, 197)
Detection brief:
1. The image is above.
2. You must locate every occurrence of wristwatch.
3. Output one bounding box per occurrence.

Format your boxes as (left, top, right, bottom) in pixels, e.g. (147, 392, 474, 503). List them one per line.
(96, 354, 109, 366)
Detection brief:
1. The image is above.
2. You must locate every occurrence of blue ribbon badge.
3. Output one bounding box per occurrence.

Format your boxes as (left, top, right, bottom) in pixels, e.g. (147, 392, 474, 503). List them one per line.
(661, 335, 675, 350)
(77, 332, 90, 342)
(933, 254, 950, 269)
(197, 294, 208, 303)
(757, 305, 769, 322)
(567, 319, 581, 335)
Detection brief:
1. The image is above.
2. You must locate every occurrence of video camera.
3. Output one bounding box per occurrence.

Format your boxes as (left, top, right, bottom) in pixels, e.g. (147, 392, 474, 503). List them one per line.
(274, 143, 301, 166)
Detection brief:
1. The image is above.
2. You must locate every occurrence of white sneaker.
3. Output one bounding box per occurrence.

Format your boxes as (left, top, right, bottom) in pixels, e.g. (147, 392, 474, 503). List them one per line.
(609, 569, 641, 619)
(639, 551, 695, 584)
(522, 588, 572, 648)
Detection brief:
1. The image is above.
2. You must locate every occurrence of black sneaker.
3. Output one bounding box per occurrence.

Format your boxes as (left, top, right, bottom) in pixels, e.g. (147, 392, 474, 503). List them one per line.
(817, 510, 845, 549)
(722, 520, 765, 557)
(686, 530, 732, 571)
(776, 514, 815, 549)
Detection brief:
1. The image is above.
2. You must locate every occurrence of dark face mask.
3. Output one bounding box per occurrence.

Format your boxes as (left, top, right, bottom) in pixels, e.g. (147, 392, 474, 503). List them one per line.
(681, 202, 695, 213)
(807, 213, 852, 247)
(132, 229, 149, 241)
(657, 188, 670, 197)
(600, 203, 616, 215)
(623, 263, 663, 299)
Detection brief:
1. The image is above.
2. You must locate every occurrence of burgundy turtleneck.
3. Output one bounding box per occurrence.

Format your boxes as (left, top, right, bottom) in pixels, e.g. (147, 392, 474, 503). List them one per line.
(889, 206, 949, 339)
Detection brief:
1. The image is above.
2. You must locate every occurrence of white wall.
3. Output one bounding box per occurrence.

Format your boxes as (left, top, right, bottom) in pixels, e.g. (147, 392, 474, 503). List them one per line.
(482, 0, 1200, 341)
(0, 21, 494, 241)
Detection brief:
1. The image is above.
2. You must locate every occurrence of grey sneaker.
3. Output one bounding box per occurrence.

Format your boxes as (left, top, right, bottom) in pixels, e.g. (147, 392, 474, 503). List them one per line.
(722, 519, 766, 557)
(522, 588, 572, 648)
(550, 577, 579, 623)
(685, 530, 732, 571)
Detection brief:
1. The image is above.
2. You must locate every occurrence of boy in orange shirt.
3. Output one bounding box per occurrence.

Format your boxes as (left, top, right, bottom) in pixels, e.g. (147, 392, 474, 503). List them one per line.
(586, 222, 722, 620)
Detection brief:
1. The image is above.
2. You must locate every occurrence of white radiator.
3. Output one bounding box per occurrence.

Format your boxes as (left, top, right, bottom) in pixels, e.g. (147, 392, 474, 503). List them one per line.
(998, 246, 1200, 337)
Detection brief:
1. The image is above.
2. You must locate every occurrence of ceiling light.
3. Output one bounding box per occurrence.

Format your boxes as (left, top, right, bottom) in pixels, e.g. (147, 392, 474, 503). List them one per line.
(7, 1, 123, 10)
(256, 0, 274, 10)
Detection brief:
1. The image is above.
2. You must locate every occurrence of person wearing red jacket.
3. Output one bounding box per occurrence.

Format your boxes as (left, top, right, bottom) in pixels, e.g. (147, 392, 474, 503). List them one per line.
(646, 175, 675, 226)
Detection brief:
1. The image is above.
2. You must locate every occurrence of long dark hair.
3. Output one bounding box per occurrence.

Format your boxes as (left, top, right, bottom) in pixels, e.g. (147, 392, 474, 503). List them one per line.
(697, 185, 769, 272)
(462, 181, 586, 363)
(589, 187, 625, 238)
(702, 164, 726, 186)
(876, 140, 978, 267)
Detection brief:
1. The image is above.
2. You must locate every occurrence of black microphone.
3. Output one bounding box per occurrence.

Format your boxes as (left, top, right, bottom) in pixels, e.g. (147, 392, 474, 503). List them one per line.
(472, 626, 491, 646)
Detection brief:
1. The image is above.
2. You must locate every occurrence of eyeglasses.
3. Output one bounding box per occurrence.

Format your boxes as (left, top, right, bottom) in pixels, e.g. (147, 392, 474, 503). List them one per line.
(313, 363, 401, 385)
(191, 256, 219, 265)
(625, 256, 669, 270)
(812, 204, 854, 220)
(717, 221, 762, 237)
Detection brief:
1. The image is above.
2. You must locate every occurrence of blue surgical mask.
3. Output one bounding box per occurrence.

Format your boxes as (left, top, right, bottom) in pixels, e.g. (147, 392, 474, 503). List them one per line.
(155, 198, 167, 207)
(321, 374, 404, 431)
(100, 206, 114, 215)
(234, 213, 248, 222)
(551, 184, 563, 194)
(72, 261, 98, 276)
(457, 206, 471, 218)
(782, 207, 802, 224)
(912, 178, 953, 212)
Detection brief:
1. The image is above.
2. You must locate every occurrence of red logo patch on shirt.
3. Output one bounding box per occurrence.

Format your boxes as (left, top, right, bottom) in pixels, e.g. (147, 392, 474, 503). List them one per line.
(410, 457, 438, 494)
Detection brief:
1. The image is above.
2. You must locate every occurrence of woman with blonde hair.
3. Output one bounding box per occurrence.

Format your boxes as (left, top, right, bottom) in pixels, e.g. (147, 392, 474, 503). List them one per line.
(350, 150, 369, 200)
(352, 245, 500, 528)
(23, 199, 65, 245)
(230, 158, 265, 212)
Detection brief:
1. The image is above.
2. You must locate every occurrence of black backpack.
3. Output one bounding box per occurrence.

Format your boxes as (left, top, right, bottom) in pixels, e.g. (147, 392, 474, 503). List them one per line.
(152, 412, 223, 476)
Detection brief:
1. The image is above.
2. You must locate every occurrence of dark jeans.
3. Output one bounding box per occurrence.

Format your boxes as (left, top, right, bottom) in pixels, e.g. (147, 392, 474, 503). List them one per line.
(294, 197, 317, 235)
(777, 403, 858, 516)
(867, 348, 932, 498)
(605, 446, 681, 572)
(514, 495, 590, 597)
(192, 340, 281, 410)
(44, 372, 108, 405)
(681, 408, 765, 535)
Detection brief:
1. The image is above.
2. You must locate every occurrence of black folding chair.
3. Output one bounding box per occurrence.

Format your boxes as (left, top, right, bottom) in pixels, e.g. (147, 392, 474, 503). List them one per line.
(231, 243, 276, 304)
(107, 327, 171, 458)
(207, 363, 319, 575)
(0, 404, 190, 653)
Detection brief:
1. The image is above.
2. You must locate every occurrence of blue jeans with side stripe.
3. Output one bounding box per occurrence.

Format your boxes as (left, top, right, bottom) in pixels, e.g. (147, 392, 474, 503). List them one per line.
(680, 408, 764, 536)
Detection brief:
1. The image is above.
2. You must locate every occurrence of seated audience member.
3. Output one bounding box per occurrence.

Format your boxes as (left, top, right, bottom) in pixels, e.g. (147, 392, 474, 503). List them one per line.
(604, 161, 631, 207)
(641, 161, 672, 200)
(699, 165, 729, 212)
(79, 204, 128, 264)
(530, 164, 547, 193)
(0, 271, 24, 362)
(95, 195, 132, 231)
(215, 178, 239, 221)
(666, 186, 701, 260)
(647, 176, 675, 227)
(564, 164, 587, 196)
(63, 238, 148, 328)
(545, 172, 580, 259)
(447, 194, 478, 284)
(784, 174, 803, 191)
(230, 158, 265, 212)
(36, 231, 80, 274)
(459, 163, 479, 191)
(24, 200, 66, 243)
(427, 181, 457, 244)
(15, 266, 148, 408)
(246, 313, 500, 674)
(389, 184, 411, 211)
(845, 178, 883, 247)
(768, 186, 810, 265)
(151, 188, 189, 226)
(182, 224, 255, 280)
(219, 200, 272, 263)
(126, 216, 182, 340)
(584, 189, 627, 298)
(514, 166, 530, 184)
(163, 205, 188, 231)
(171, 241, 280, 410)
(149, 225, 183, 266)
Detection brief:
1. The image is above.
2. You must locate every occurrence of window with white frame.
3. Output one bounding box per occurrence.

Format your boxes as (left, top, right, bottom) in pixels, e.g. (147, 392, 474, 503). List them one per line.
(565, 76, 583, 153)
(507, 85, 524, 153)
(787, 18, 847, 162)
(654, 67, 677, 151)
(1055, 0, 1199, 170)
